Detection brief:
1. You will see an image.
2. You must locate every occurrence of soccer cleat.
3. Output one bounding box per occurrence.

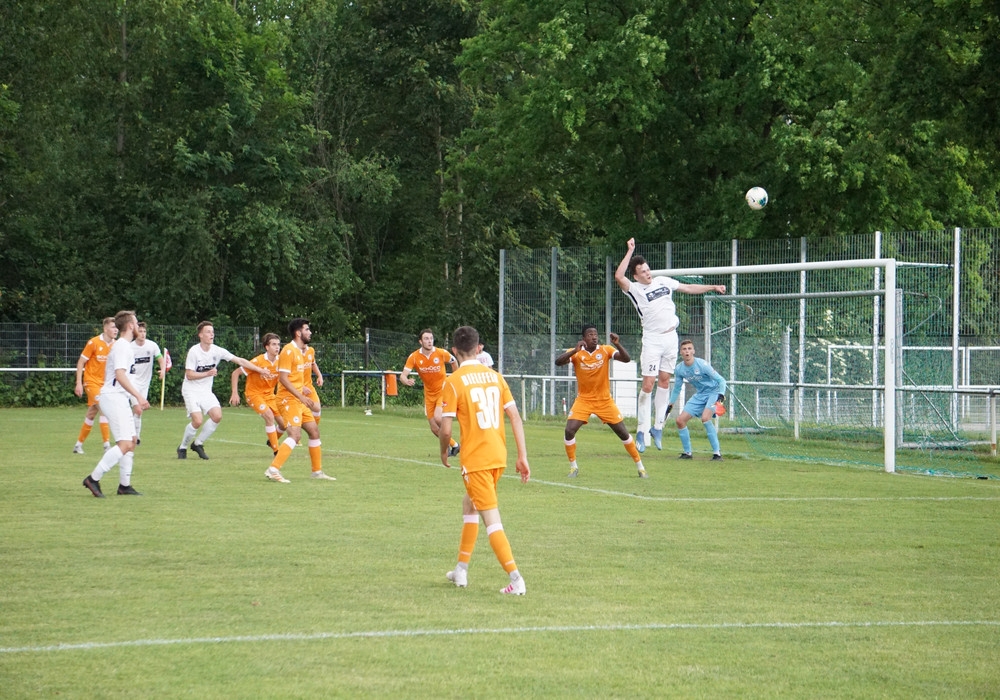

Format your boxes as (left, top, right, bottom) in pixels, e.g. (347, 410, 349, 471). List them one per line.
(73, 444, 85, 455)
(117, 484, 142, 496)
(177, 448, 187, 460)
(712, 454, 724, 461)
(310, 470, 336, 480)
(635, 431, 646, 453)
(103, 442, 111, 452)
(500, 577, 526, 595)
(567, 465, 579, 478)
(448, 443, 461, 458)
(265, 467, 290, 483)
(190, 443, 209, 460)
(446, 568, 468, 588)
(637, 468, 648, 479)
(136, 438, 141, 445)
(678, 452, 693, 460)
(82, 475, 104, 498)
(649, 427, 663, 450)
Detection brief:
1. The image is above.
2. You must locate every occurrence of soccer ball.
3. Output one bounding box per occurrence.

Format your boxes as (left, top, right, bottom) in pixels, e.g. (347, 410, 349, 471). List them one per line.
(745, 187, 768, 210)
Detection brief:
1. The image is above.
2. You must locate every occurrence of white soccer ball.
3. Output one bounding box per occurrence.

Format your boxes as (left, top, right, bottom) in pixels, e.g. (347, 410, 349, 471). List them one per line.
(745, 187, 768, 210)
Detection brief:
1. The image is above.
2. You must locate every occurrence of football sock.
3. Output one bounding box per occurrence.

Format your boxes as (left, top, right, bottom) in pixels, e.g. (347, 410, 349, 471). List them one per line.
(450, 437, 458, 448)
(91, 445, 124, 481)
(308, 439, 322, 472)
(679, 426, 692, 454)
(271, 438, 297, 468)
(637, 389, 652, 434)
(564, 437, 577, 463)
(265, 425, 279, 451)
(458, 514, 479, 564)
(654, 385, 670, 428)
(78, 417, 94, 444)
(99, 416, 110, 444)
(118, 450, 134, 487)
(486, 523, 516, 574)
(704, 420, 721, 453)
(133, 414, 142, 439)
(179, 423, 197, 449)
(195, 418, 219, 445)
(622, 435, 641, 462)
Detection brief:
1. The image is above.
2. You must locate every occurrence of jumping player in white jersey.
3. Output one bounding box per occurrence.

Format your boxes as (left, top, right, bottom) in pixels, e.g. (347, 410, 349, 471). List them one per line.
(129, 322, 166, 443)
(177, 321, 273, 460)
(615, 237, 725, 453)
(81, 310, 150, 497)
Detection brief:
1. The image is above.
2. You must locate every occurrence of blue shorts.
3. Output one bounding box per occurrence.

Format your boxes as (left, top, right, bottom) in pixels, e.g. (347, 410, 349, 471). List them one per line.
(683, 391, 717, 419)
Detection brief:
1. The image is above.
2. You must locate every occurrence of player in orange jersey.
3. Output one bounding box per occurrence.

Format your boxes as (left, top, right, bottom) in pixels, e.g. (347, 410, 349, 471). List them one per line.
(230, 332, 286, 453)
(73, 317, 118, 454)
(555, 324, 647, 479)
(302, 336, 323, 423)
(400, 329, 460, 455)
(439, 326, 530, 595)
(264, 318, 335, 483)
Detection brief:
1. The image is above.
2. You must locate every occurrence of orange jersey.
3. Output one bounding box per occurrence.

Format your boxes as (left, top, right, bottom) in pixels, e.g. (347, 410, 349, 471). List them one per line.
(569, 344, 618, 400)
(404, 347, 454, 397)
(244, 353, 279, 398)
(80, 335, 114, 387)
(303, 345, 317, 388)
(275, 342, 307, 400)
(440, 361, 516, 473)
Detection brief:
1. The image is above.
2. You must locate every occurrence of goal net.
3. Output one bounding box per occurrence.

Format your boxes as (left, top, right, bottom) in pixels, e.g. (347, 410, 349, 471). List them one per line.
(654, 258, 996, 478)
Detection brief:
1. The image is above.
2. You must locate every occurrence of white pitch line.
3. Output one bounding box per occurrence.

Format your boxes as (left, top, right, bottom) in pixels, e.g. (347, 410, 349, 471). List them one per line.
(213, 439, 1000, 503)
(2, 619, 997, 655)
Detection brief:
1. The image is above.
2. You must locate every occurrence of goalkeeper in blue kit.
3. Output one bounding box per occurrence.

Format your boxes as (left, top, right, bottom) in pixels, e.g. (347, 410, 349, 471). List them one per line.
(667, 339, 727, 461)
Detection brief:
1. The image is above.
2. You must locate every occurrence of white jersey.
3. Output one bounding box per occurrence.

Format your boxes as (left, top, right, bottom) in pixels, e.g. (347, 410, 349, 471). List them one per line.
(130, 339, 161, 395)
(182, 343, 235, 394)
(623, 276, 681, 335)
(477, 351, 494, 368)
(102, 338, 137, 397)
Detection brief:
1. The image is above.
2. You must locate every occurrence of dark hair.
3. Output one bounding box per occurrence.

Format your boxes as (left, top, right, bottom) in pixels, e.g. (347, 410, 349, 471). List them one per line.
(262, 332, 281, 346)
(680, 338, 695, 349)
(196, 320, 213, 333)
(419, 328, 434, 341)
(137, 321, 147, 330)
(627, 255, 647, 278)
(452, 326, 480, 354)
(581, 324, 598, 336)
(287, 318, 309, 338)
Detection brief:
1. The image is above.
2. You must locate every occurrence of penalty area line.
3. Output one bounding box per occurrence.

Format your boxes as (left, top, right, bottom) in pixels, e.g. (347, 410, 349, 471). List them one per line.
(3, 619, 997, 655)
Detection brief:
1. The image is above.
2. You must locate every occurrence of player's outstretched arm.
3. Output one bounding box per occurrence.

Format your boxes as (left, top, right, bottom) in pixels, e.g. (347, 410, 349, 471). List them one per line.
(614, 238, 636, 292)
(609, 332, 631, 363)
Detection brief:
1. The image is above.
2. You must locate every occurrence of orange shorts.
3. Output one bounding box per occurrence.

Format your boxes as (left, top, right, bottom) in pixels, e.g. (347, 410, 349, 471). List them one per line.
(246, 392, 279, 417)
(569, 396, 624, 425)
(462, 466, 504, 512)
(424, 392, 443, 421)
(278, 396, 316, 427)
(85, 382, 102, 407)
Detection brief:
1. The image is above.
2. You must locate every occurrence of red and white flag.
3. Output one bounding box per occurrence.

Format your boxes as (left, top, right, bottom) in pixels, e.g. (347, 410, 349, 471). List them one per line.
(164, 348, 173, 372)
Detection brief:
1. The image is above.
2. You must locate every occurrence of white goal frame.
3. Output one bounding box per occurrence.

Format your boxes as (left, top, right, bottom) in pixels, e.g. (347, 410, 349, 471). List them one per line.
(652, 258, 900, 473)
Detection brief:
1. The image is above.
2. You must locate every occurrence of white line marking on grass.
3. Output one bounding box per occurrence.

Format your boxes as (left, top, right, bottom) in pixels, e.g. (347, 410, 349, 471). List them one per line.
(2, 619, 997, 655)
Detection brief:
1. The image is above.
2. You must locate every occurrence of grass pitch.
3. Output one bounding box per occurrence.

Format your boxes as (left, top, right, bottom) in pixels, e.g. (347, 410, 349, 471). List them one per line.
(1, 405, 998, 698)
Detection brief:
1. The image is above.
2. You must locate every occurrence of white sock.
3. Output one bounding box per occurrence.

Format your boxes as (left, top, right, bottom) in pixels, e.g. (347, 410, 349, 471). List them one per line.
(180, 423, 197, 449)
(91, 446, 123, 481)
(133, 414, 142, 439)
(654, 385, 670, 429)
(118, 451, 134, 486)
(195, 418, 219, 445)
(637, 389, 652, 434)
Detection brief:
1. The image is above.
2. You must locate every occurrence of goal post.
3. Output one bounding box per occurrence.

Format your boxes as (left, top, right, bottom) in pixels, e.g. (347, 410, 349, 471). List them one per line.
(652, 258, 900, 472)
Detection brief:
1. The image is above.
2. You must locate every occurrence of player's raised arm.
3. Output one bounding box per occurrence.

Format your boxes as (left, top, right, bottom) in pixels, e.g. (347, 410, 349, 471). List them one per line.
(614, 238, 637, 292)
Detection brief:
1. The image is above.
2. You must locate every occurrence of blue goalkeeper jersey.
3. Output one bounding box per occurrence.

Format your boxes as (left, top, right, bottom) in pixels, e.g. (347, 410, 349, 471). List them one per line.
(669, 358, 727, 403)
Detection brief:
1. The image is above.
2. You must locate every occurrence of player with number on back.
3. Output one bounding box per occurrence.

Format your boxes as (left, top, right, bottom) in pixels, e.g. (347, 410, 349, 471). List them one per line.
(555, 324, 647, 479)
(667, 339, 727, 461)
(615, 238, 725, 454)
(438, 326, 530, 595)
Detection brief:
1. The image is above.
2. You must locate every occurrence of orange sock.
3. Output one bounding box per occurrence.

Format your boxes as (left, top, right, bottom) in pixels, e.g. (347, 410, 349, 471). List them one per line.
(487, 524, 516, 574)
(564, 438, 577, 463)
(266, 429, 279, 451)
(99, 418, 110, 443)
(308, 439, 322, 472)
(458, 515, 479, 564)
(271, 440, 295, 469)
(623, 437, 641, 463)
(77, 418, 94, 443)
(450, 437, 458, 448)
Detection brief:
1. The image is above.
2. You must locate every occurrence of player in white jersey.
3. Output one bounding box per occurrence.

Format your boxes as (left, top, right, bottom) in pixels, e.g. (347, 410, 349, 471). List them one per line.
(129, 321, 166, 443)
(177, 321, 273, 460)
(81, 311, 150, 497)
(615, 237, 725, 453)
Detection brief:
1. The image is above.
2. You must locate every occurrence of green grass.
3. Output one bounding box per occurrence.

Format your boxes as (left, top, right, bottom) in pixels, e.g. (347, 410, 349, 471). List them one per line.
(2, 406, 999, 698)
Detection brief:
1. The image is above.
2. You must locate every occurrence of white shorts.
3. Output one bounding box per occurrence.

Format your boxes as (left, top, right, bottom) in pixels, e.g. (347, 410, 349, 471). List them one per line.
(101, 392, 137, 442)
(639, 331, 678, 377)
(182, 388, 221, 417)
(130, 382, 152, 405)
